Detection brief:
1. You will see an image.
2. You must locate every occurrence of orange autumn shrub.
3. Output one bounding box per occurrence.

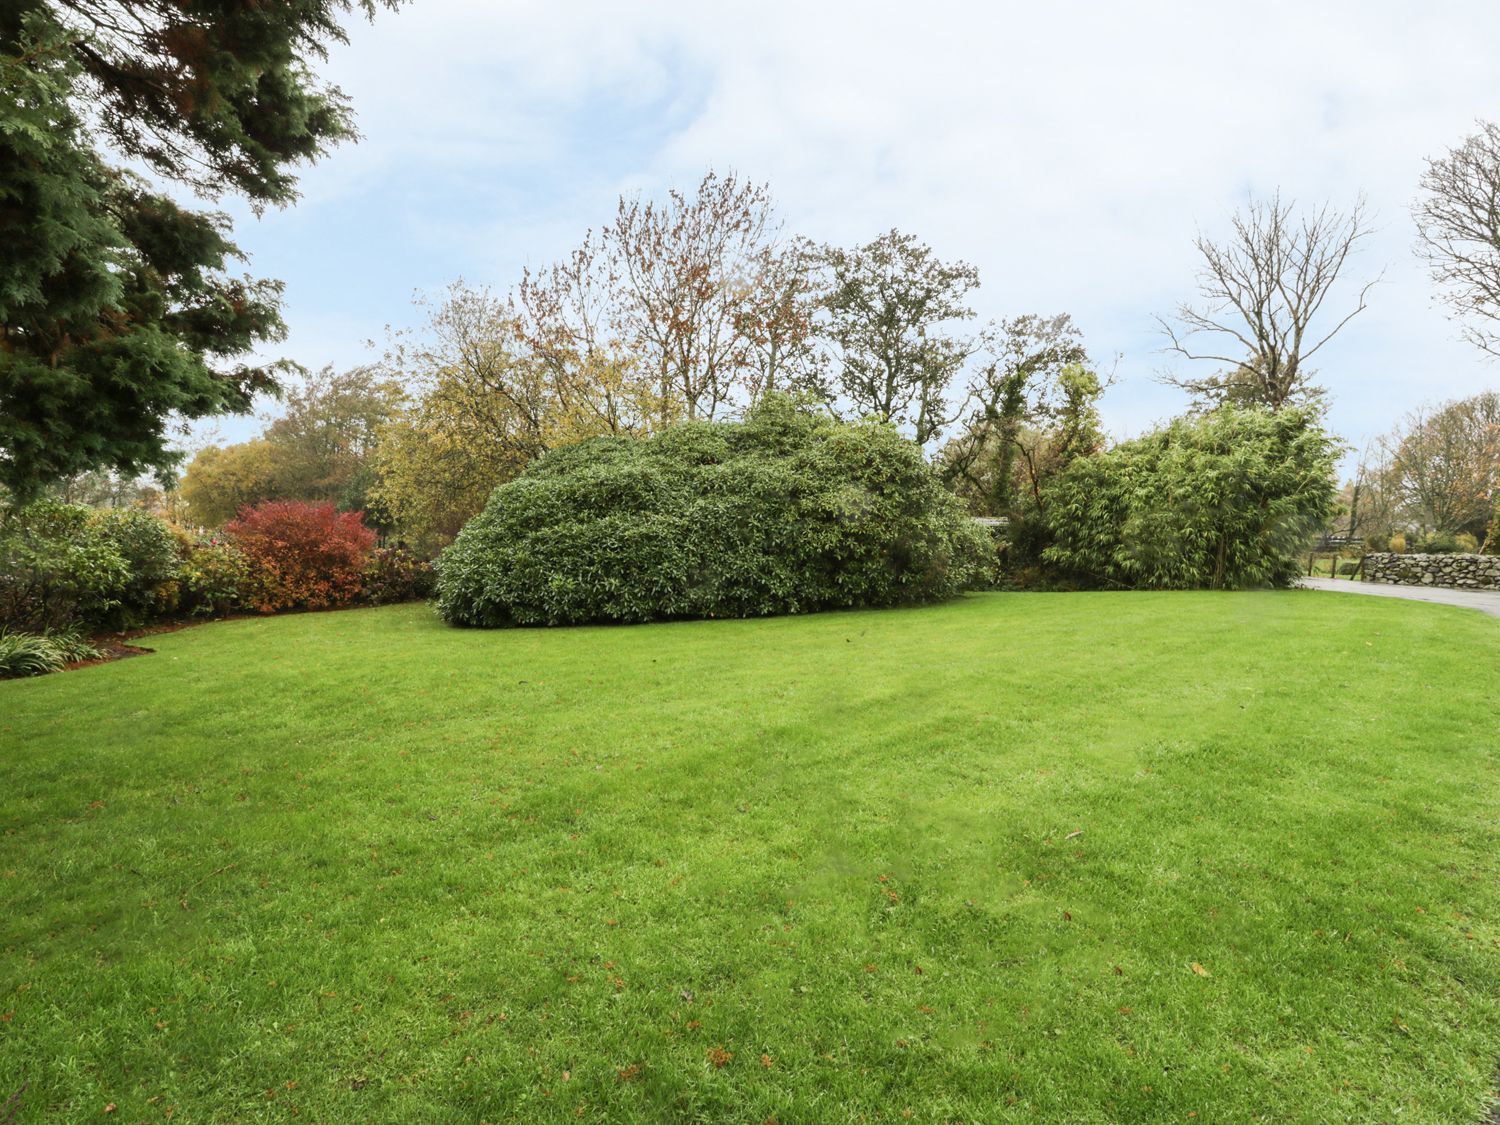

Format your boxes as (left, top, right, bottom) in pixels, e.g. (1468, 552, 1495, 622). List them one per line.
(225, 501, 377, 611)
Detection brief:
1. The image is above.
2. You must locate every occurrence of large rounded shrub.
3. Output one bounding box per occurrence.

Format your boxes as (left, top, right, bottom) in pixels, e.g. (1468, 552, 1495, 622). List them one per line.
(435, 397, 992, 626)
(1042, 405, 1340, 589)
(0, 501, 129, 632)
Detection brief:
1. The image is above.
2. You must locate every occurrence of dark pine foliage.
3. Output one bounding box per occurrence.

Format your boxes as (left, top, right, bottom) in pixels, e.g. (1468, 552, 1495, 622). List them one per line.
(0, 1, 398, 500)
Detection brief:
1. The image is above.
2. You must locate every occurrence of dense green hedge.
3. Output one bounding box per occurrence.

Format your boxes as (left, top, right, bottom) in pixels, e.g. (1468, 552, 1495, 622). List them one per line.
(435, 397, 993, 626)
(0, 500, 433, 638)
(1042, 406, 1339, 590)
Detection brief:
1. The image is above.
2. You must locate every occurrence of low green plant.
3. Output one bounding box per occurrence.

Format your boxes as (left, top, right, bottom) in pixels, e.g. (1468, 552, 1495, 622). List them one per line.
(361, 546, 435, 605)
(177, 536, 259, 618)
(0, 629, 101, 678)
(437, 396, 993, 626)
(1410, 531, 1464, 554)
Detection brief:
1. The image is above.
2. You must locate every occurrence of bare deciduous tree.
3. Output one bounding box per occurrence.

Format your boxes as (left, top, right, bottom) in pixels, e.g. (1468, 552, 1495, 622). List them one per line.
(1159, 193, 1378, 410)
(514, 171, 810, 431)
(1415, 120, 1500, 359)
(1340, 440, 1397, 541)
(736, 235, 824, 405)
(516, 235, 660, 438)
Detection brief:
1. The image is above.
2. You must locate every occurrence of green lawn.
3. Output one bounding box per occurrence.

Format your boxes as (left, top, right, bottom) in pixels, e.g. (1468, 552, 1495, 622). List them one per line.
(3, 593, 1500, 1122)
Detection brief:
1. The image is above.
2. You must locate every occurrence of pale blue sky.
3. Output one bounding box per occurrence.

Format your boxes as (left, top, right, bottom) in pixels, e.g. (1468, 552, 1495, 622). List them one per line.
(198, 0, 1500, 466)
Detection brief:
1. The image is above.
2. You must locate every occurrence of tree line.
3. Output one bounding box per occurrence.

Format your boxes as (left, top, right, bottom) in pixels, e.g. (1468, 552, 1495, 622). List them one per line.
(3, 1, 1497, 561)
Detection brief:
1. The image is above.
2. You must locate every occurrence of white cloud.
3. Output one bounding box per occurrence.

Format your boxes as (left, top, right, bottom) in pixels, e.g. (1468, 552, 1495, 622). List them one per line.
(215, 0, 1500, 461)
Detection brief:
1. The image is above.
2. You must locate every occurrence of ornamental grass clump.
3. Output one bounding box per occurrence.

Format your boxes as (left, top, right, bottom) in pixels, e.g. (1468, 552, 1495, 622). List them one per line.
(436, 396, 992, 626)
(0, 629, 100, 678)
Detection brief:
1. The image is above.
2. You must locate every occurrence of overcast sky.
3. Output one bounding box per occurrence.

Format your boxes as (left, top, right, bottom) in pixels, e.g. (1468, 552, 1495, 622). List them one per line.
(205, 0, 1500, 466)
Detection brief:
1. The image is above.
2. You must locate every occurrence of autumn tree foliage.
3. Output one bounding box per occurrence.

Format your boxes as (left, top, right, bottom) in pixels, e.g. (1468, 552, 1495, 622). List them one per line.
(0, 1, 398, 501)
(370, 348, 541, 553)
(373, 172, 818, 549)
(177, 366, 404, 528)
(261, 365, 406, 510)
(224, 500, 376, 611)
(608, 172, 814, 422)
(177, 441, 282, 528)
(1377, 391, 1500, 539)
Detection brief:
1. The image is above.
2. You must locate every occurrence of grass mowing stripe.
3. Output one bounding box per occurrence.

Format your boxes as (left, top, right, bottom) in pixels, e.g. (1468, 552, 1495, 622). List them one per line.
(1, 591, 1498, 1121)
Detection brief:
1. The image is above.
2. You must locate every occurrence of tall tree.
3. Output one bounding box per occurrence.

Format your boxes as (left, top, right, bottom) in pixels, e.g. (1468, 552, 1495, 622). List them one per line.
(1415, 120, 1500, 358)
(0, 0, 398, 502)
(609, 171, 792, 422)
(940, 314, 1093, 515)
(177, 440, 283, 528)
(263, 365, 406, 507)
(374, 286, 653, 551)
(1159, 193, 1377, 410)
(736, 235, 824, 405)
(515, 244, 664, 438)
(370, 367, 532, 554)
(1340, 440, 1397, 542)
(818, 230, 982, 444)
(1381, 391, 1500, 538)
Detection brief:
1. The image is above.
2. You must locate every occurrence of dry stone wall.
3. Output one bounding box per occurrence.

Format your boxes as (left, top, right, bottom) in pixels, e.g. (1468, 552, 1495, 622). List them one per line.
(1362, 552, 1500, 591)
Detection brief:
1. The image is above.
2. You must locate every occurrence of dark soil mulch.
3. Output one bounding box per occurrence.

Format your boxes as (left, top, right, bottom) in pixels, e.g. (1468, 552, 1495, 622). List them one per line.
(63, 638, 156, 671)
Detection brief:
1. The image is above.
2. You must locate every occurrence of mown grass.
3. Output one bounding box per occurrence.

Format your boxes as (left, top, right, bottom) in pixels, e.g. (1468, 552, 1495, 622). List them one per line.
(2, 592, 1500, 1122)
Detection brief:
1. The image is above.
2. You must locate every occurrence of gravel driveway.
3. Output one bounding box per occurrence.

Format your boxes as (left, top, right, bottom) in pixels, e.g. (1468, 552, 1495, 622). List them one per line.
(1298, 576, 1500, 620)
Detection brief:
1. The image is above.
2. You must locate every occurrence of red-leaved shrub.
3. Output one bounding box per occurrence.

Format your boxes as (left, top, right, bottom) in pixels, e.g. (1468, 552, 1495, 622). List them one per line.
(225, 501, 377, 611)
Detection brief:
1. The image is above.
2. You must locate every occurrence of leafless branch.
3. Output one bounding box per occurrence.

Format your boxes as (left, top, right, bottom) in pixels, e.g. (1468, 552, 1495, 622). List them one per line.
(1415, 120, 1500, 359)
(1160, 192, 1378, 410)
